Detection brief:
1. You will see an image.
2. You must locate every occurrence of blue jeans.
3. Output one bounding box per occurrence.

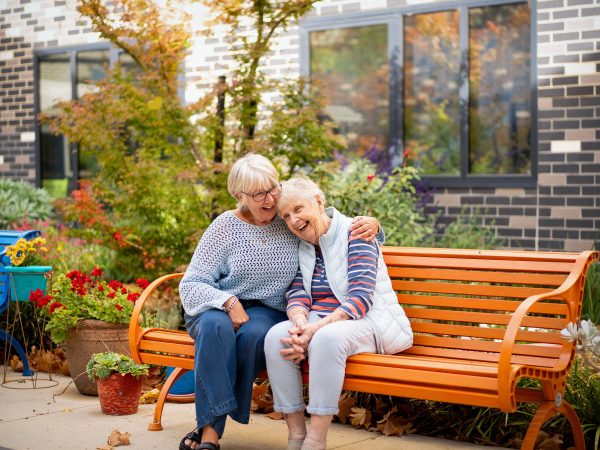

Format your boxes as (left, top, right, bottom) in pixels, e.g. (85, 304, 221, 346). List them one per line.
(185, 301, 286, 437)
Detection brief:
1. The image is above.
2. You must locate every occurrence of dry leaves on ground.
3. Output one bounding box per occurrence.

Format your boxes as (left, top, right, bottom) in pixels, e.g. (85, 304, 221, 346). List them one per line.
(266, 411, 284, 420)
(509, 430, 564, 450)
(349, 406, 372, 429)
(10, 347, 70, 376)
(139, 388, 160, 404)
(250, 382, 274, 413)
(375, 407, 416, 437)
(336, 392, 356, 424)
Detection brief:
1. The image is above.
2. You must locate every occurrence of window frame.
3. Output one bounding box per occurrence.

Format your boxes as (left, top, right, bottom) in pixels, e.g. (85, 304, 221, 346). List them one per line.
(33, 42, 121, 190)
(299, 0, 537, 188)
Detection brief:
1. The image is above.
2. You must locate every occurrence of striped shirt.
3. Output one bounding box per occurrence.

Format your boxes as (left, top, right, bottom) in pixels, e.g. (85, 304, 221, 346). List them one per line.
(286, 235, 379, 320)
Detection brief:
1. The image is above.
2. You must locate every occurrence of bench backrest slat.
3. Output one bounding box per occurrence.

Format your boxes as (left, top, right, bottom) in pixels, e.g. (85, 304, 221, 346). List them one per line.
(399, 294, 569, 315)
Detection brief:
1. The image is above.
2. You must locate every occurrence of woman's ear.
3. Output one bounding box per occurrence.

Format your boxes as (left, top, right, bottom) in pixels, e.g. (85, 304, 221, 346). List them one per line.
(315, 194, 325, 210)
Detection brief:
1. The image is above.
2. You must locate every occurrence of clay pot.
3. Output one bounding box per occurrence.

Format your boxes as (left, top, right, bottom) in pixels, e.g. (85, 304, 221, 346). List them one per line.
(65, 320, 130, 396)
(97, 373, 142, 415)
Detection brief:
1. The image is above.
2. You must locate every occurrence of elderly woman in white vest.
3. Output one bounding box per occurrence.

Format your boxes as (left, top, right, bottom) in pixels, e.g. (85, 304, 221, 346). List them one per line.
(178, 155, 382, 450)
(264, 178, 413, 450)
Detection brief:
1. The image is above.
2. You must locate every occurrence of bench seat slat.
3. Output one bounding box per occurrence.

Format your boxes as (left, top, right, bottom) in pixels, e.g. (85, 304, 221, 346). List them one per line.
(347, 353, 499, 376)
(398, 294, 569, 315)
(342, 378, 503, 410)
(387, 267, 566, 286)
(345, 363, 499, 391)
(139, 340, 195, 357)
(403, 345, 557, 368)
(405, 308, 567, 329)
(393, 280, 558, 299)
(137, 352, 194, 370)
(142, 330, 194, 345)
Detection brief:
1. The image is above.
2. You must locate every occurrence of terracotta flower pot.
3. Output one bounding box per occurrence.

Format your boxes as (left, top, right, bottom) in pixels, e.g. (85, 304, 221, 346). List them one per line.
(65, 319, 130, 395)
(97, 373, 142, 415)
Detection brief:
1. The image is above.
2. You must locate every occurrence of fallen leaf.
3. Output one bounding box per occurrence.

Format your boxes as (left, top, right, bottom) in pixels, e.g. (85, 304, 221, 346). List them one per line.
(10, 355, 23, 372)
(336, 393, 356, 424)
(376, 414, 415, 437)
(63, 408, 73, 413)
(349, 406, 372, 429)
(251, 383, 274, 413)
(266, 411, 284, 420)
(96, 446, 113, 450)
(139, 388, 160, 404)
(536, 433, 562, 450)
(107, 429, 131, 447)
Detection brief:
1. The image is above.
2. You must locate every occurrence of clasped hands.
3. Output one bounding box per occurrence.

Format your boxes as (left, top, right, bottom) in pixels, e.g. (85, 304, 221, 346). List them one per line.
(280, 314, 314, 364)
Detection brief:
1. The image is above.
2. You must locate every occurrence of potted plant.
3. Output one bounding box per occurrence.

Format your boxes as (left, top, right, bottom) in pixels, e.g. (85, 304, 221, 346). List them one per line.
(4, 236, 52, 301)
(86, 351, 149, 415)
(30, 267, 149, 395)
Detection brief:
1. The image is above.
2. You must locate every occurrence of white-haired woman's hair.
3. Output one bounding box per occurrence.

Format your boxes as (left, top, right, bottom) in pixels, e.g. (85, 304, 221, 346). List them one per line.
(278, 177, 326, 211)
(228, 153, 279, 209)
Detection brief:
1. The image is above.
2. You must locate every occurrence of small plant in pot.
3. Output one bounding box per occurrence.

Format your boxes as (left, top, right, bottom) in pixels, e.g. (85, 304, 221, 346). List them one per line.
(86, 352, 149, 415)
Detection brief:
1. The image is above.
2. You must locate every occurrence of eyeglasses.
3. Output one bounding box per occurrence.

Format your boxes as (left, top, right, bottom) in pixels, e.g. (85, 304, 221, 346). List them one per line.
(241, 184, 282, 202)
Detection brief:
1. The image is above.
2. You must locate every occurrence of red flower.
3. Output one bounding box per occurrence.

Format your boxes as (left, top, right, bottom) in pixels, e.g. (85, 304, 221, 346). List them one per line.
(127, 292, 140, 303)
(91, 267, 104, 277)
(113, 232, 123, 242)
(97, 284, 104, 292)
(38, 295, 52, 308)
(107, 291, 116, 299)
(29, 288, 44, 305)
(136, 278, 150, 290)
(49, 302, 64, 314)
(367, 174, 375, 183)
(66, 270, 83, 280)
(121, 287, 127, 294)
(115, 304, 123, 311)
(403, 150, 409, 159)
(108, 280, 123, 291)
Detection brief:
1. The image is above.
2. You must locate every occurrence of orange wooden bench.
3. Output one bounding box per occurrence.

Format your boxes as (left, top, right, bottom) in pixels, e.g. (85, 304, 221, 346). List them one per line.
(128, 247, 598, 450)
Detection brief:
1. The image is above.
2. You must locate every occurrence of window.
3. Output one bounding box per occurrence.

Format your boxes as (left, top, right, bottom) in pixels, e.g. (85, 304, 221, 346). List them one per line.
(302, 0, 534, 187)
(36, 45, 122, 197)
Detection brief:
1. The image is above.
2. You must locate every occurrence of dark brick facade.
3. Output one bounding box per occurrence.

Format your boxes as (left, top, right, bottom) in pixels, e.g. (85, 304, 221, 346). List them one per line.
(1, 0, 598, 251)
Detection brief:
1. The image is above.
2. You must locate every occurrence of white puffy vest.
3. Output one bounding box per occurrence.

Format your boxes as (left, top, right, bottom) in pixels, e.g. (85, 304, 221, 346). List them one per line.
(298, 208, 413, 354)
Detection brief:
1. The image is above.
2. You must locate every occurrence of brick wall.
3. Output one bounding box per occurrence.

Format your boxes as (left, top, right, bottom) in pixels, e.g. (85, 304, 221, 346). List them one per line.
(0, 0, 98, 183)
(1, 0, 598, 251)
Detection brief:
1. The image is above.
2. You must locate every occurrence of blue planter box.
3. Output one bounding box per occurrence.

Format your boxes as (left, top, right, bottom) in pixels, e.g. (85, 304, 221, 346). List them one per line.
(5, 266, 52, 302)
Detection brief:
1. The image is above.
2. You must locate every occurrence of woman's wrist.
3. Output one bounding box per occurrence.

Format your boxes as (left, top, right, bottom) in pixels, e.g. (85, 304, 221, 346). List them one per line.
(224, 296, 238, 313)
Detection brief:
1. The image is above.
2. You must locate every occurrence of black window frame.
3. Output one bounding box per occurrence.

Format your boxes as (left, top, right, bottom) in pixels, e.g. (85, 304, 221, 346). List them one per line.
(299, 0, 537, 188)
(34, 42, 121, 191)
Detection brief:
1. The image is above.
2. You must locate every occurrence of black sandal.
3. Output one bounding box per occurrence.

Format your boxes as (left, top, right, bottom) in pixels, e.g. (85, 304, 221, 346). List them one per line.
(198, 443, 220, 450)
(179, 430, 201, 450)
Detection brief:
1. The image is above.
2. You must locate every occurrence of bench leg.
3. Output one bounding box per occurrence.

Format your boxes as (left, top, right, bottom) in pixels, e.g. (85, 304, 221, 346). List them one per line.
(522, 400, 585, 450)
(149, 367, 190, 431)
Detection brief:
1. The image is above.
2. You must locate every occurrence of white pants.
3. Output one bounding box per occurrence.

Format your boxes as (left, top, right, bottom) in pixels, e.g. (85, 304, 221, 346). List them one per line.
(264, 311, 377, 415)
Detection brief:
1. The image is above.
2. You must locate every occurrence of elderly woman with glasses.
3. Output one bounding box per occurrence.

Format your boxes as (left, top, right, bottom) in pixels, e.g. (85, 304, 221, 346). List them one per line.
(264, 178, 413, 450)
(178, 154, 382, 450)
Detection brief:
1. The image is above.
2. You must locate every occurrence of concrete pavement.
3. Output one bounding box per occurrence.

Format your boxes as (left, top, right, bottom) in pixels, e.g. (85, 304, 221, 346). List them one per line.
(0, 369, 485, 450)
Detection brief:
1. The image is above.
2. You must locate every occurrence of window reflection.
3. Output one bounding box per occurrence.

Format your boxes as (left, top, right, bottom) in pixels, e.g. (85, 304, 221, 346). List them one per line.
(310, 25, 388, 162)
(469, 3, 531, 175)
(76, 49, 109, 98)
(404, 11, 460, 175)
(39, 53, 72, 198)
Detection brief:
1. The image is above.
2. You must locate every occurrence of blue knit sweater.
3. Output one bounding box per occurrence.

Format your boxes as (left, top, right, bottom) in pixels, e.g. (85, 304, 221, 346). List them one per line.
(180, 210, 299, 316)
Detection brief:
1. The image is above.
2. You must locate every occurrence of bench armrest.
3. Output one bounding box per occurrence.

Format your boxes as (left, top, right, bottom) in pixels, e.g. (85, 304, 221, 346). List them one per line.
(128, 272, 184, 363)
(497, 250, 598, 410)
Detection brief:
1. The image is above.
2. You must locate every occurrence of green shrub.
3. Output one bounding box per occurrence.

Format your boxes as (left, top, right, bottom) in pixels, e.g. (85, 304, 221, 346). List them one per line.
(311, 158, 433, 247)
(0, 179, 54, 228)
(565, 359, 600, 450)
(583, 261, 600, 323)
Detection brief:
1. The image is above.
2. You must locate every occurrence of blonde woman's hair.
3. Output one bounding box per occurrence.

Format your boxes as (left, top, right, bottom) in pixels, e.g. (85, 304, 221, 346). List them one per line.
(278, 177, 326, 212)
(228, 153, 279, 209)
